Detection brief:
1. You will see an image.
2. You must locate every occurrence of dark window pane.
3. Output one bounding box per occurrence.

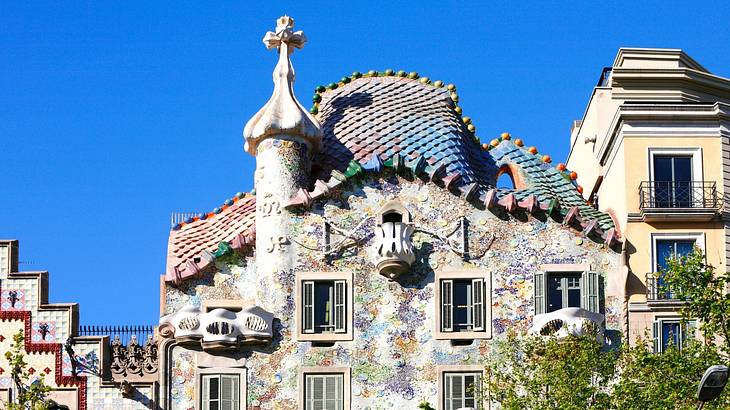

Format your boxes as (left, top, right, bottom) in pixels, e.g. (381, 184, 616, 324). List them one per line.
(314, 282, 334, 333)
(662, 322, 681, 351)
(653, 156, 673, 182)
(209, 377, 219, 399)
(568, 288, 581, 308)
(547, 276, 563, 312)
(453, 280, 470, 331)
(673, 157, 692, 182)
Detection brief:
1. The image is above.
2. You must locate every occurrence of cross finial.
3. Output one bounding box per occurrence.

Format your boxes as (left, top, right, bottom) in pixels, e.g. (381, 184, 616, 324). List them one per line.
(263, 15, 307, 52)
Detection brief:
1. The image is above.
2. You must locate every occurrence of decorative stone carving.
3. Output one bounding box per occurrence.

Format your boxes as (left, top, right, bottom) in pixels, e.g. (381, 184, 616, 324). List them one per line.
(159, 305, 274, 351)
(373, 202, 415, 279)
(109, 334, 158, 377)
(529, 307, 604, 340)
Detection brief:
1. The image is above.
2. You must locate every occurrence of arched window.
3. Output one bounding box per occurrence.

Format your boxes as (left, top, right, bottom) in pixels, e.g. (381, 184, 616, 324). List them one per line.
(378, 201, 412, 225)
(496, 164, 526, 190)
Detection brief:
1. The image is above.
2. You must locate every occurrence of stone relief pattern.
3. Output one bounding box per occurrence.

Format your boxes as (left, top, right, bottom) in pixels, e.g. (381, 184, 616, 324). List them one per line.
(167, 175, 621, 409)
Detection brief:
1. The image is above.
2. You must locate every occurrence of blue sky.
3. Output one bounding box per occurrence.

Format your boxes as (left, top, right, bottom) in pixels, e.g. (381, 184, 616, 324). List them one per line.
(2, 1, 729, 326)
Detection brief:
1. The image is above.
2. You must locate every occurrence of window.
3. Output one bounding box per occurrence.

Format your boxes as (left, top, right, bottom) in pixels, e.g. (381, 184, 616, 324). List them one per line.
(435, 271, 491, 340)
(442, 371, 482, 410)
(651, 234, 703, 299)
(647, 147, 704, 209)
(303, 280, 346, 334)
(653, 318, 697, 353)
(296, 272, 352, 342)
(304, 374, 344, 410)
(535, 265, 599, 314)
(546, 273, 582, 313)
(652, 155, 693, 207)
(299, 367, 351, 410)
(441, 279, 485, 333)
(201, 374, 239, 410)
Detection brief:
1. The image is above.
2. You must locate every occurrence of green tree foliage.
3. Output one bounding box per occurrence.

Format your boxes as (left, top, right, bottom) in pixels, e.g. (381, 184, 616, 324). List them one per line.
(3, 330, 52, 410)
(486, 331, 617, 409)
(485, 332, 730, 409)
(484, 248, 730, 409)
(660, 247, 730, 355)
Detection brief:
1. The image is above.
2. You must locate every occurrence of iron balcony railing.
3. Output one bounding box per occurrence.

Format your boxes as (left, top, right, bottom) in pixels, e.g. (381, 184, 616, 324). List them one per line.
(639, 181, 718, 209)
(78, 325, 155, 346)
(646, 273, 679, 301)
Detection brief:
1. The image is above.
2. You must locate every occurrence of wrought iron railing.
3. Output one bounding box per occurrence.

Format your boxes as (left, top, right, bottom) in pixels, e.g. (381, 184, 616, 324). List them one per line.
(78, 325, 155, 346)
(646, 273, 679, 301)
(638, 181, 718, 209)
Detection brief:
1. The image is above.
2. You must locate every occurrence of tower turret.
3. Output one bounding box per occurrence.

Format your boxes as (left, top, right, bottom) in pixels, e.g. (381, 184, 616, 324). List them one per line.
(244, 16, 321, 289)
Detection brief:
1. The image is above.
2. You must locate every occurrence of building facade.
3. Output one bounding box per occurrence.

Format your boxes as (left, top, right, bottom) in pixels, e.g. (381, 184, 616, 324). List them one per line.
(0, 17, 651, 410)
(566, 48, 730, 350)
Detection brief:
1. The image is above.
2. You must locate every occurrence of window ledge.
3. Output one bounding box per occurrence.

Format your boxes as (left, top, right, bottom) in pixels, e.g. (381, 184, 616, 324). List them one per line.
(435, 331, 490, 341)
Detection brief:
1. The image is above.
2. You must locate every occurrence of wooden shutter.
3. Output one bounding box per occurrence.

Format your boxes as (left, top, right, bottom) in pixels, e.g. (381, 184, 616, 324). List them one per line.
(303, 281, 315, 333)
(534, 271, 546, 315)
(201, 375, 211, 410)
(653, 320, 662, 353)
(442, 280, 453, 332)
(472, 278, 485, 331)
(334, 280, 346, 333)
(582, 271, 599, 313)
(220, 375, 238, 410)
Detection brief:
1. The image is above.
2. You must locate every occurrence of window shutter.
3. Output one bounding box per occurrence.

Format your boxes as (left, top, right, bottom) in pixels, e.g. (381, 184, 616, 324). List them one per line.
(653, 320, 662, 353)
(472, 278, 485, 331)
(534, 271, 546, 315)
(334, 280, 346, 333)
(582, 271, 599, 313)
(442, 280, 453, 332)
(685, 320, 698, 342)
(220, 375, 238, 410)
(201, 376, 211, 410)
(303, 281, 315, 333)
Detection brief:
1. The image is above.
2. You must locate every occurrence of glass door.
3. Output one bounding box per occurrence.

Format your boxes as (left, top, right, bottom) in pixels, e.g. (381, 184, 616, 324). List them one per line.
(652, 155, 692, 207)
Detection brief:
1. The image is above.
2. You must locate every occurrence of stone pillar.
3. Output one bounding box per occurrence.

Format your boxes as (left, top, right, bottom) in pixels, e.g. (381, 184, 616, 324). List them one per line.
(253, 138, 311, 278)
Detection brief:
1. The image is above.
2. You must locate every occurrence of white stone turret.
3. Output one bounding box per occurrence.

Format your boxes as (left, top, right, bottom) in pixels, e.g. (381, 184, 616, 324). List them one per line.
(244, 16, 322, 300)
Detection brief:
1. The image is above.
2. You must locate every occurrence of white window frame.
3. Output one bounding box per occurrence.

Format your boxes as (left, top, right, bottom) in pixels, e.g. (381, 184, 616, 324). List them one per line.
(536, 264, 600, 314)
(195, 366, 247, 410)
(437, 365, 485, 410)
(652, 316, 698, 353)
(435, 270, 492, 340)
(647, 147, 703, 183)
(298, 366, 351, 410)
(650, 232, 705, 274)
(296, 271, 353, 342)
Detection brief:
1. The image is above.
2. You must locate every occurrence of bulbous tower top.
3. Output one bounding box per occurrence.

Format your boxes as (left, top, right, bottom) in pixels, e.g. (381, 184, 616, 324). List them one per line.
(243, 16, 322, 156)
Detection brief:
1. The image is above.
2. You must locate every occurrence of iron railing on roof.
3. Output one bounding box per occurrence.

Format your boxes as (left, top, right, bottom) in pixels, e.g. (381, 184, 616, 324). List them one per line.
(646, 273, 681, 301)
(639, 181, 718, 209)
(78, 325, 155, 346)
(170, 212, 199, 227)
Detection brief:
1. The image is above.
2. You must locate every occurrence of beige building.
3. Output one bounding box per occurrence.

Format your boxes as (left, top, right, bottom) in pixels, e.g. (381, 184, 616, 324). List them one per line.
(567, 48, 730, 349)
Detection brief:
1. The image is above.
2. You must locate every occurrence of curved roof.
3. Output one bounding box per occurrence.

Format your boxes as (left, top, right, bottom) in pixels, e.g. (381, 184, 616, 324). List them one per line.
(165, 70, 620, 285)
(313, 75, 497, 188)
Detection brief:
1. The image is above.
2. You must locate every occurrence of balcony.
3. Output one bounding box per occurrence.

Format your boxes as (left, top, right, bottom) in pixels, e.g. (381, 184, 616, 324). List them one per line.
(638, 181, 719, 221)
(645, 273, 685, 308)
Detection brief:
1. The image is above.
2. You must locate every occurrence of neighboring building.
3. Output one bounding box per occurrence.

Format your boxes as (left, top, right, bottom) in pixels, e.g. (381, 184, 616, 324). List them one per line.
(0, 239, 158, 409)
(566, 48, 730, 351)
(2, 17, 639, 410)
